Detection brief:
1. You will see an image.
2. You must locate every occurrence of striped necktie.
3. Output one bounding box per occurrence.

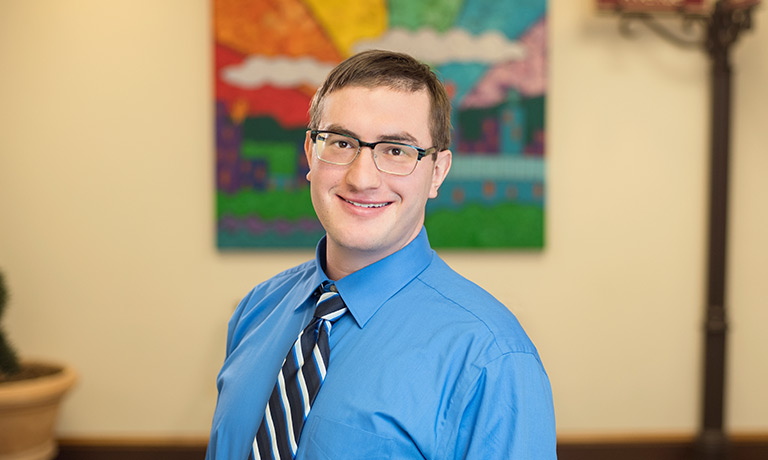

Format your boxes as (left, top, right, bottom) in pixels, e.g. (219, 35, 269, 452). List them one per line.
(250, 283, 348, 460)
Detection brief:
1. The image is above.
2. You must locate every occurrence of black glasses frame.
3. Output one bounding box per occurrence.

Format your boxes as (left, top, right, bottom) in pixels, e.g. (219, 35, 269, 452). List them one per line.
(308, 129, 437, 176)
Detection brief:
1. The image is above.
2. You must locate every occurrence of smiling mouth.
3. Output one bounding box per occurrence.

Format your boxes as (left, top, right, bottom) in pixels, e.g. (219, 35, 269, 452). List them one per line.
(343, 198, 392, 209)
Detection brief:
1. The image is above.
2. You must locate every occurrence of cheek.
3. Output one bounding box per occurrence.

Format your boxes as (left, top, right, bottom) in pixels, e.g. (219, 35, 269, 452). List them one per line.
(396, 176, 435, 206)
(308, 165, 341, 196)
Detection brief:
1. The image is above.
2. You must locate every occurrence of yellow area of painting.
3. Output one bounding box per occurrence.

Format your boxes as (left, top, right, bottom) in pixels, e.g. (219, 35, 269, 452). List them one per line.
(303, 0, 387, 57)
(214, 0, 341, 62)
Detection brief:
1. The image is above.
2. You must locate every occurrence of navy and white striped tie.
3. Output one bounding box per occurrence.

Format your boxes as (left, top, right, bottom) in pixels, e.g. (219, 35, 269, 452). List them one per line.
(250, 283, 348, 460)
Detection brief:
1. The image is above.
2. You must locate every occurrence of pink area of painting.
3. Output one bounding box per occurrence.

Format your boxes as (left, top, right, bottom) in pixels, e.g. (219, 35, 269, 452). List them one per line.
(462, 18, 547, 108)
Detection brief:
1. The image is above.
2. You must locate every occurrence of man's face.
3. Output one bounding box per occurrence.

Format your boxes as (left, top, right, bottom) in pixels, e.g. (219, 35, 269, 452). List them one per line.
(305, 85, 451, 276)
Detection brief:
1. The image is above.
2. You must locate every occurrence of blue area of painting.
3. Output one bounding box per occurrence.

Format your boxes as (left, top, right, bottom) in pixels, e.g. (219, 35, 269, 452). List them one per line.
(500, 97, 525, 154)
(435, 62, 488, 150)
(448, 155, 544, 180)
(436, 62, 489, 103)
(428, 179, 544, 212)
(456, 0, 547, 39)
(217, 216, 325, 248)
(218, 229, 324, 249)
(216, 102, 244, 194)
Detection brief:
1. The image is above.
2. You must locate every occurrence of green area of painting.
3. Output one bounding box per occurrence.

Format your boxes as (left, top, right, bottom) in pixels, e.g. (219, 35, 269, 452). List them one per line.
(218, 192, 543, 248)
(521, 95, 545, 146)
(425, 202, 544, 248)
(240, 116, 308, 177)
(460, 94, 544, 148)
(242, 116, 306, 142)
(388, 0, 464, 31)
(217, 188, 315, 220)
(241, 141, 298, 176)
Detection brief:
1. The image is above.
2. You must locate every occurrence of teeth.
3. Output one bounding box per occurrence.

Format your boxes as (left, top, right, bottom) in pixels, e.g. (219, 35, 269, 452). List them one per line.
(345, 199, 389, 208)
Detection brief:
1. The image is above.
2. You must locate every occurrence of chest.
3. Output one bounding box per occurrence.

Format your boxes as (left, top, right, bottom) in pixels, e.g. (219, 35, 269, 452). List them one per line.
(294, 315, 477, 459)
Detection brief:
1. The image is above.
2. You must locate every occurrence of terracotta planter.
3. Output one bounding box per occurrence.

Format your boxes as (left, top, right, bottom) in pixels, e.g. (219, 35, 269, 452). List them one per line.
(0, 362, 77, 460)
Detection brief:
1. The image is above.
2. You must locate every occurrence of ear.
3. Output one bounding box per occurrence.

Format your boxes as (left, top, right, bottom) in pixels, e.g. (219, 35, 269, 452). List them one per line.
(428, 149, 452, 199)
(304, 131, 314, 182)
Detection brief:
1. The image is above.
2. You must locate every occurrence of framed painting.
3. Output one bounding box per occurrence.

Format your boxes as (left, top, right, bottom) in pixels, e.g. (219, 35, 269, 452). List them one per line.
(215, 0, 547, 249)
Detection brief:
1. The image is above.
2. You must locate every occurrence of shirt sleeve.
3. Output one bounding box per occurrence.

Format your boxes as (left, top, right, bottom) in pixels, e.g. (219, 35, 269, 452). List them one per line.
(224, 287, 258, 357)
(443, 351, 557, 460)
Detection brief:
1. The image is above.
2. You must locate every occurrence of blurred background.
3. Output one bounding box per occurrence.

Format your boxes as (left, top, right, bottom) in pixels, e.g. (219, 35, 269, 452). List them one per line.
(0, 0, 765, 449)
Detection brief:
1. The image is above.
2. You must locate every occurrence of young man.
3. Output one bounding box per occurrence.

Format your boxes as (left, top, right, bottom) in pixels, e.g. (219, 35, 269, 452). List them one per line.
(207, 50, 556, 459)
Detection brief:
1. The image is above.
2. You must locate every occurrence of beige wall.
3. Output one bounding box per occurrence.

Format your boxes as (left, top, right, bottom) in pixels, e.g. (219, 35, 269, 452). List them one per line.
(0, 0, 765, 439)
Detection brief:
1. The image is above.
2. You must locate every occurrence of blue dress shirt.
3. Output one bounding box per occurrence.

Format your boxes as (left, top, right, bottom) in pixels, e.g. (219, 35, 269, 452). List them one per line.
(206, 228, 556, 459)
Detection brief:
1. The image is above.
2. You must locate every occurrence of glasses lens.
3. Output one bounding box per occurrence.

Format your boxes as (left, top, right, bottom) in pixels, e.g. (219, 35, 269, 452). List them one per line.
(373, 143, 419, 175)
(316, 132, 359, 165)
(314, 131, 421, 176)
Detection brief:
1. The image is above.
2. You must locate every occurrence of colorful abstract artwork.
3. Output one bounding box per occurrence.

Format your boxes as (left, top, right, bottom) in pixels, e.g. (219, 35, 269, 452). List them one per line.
(215, 0, 547, 249)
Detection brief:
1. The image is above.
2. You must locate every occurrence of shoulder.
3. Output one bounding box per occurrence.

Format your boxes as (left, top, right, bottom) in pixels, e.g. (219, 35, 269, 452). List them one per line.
(230, 259, 317, 326)
(412, 256, 556, 457)
(224, 259, 319, 355)
(246, 259, 317, 299)
(414, 254, 541, 359)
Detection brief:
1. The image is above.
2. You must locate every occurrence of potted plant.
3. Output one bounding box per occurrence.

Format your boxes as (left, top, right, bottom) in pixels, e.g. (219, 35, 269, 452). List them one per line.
(0, 270, 77, 460)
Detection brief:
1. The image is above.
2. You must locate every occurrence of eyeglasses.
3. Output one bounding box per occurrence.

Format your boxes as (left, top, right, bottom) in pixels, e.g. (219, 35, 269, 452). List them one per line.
(309, 129, 437, 176)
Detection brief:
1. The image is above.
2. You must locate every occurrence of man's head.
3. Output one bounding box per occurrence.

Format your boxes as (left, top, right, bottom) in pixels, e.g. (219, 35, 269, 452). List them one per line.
(309, 50, 452, 153)
(304, 50, 453, 280)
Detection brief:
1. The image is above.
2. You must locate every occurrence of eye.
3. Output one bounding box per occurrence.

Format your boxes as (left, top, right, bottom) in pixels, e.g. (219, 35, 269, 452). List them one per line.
(334, 140, 351, 149)
(326, 134, 356, 149)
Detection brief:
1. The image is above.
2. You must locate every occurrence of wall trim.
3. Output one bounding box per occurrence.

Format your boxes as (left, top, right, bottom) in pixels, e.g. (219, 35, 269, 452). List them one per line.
(59, 436, 209, 447)
(555, 432, 768, 460)
(55, 433, 768, 460)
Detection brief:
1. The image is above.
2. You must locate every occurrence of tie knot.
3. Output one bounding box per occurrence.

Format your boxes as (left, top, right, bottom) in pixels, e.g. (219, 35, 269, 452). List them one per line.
(313, 283, 347, 322)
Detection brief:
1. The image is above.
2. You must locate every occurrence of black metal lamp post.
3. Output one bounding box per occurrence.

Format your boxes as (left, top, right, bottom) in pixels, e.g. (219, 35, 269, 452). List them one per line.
(597, 1, 760, 459)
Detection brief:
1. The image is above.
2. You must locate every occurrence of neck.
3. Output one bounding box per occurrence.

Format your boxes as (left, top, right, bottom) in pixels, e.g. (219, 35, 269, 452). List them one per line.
(324, 244, 379, 281)
(321, 228, 424, 281)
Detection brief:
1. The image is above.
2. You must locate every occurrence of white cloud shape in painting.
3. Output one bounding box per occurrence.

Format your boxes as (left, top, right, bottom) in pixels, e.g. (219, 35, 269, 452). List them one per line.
(353, 28, 526, 64)
(221, 56, 335, 89)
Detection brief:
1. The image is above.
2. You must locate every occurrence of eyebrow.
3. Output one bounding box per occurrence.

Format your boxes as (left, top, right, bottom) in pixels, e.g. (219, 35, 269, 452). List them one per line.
(322, 124, 421, 146)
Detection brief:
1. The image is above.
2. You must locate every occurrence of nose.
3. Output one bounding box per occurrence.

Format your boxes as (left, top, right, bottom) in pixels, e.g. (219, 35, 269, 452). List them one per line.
(344, 146, 382, 190)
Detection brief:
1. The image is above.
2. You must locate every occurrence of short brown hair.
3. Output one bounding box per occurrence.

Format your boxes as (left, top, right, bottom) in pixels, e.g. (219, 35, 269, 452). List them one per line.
(309, 50, 452, 153)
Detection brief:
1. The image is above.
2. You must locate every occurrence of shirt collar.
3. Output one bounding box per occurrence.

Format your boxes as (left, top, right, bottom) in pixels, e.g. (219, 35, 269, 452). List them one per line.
(289, 256, 329, 314)
(314, 227, 433, 329)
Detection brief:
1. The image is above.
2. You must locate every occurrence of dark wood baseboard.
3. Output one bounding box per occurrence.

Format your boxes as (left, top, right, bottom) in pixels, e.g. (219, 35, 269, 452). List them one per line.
(55, 434, 768, 459)
(557, 440, 768, 460)
(56, 444, 207, 460)
(56, 438, 208, 460)
(555, 433, 768, 460)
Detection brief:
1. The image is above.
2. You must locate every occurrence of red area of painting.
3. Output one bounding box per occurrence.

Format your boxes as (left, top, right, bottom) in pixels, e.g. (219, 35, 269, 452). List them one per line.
(215, 44, 312, 128)
(218, 83, 312, 127)
(215, 42, 245, 70)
